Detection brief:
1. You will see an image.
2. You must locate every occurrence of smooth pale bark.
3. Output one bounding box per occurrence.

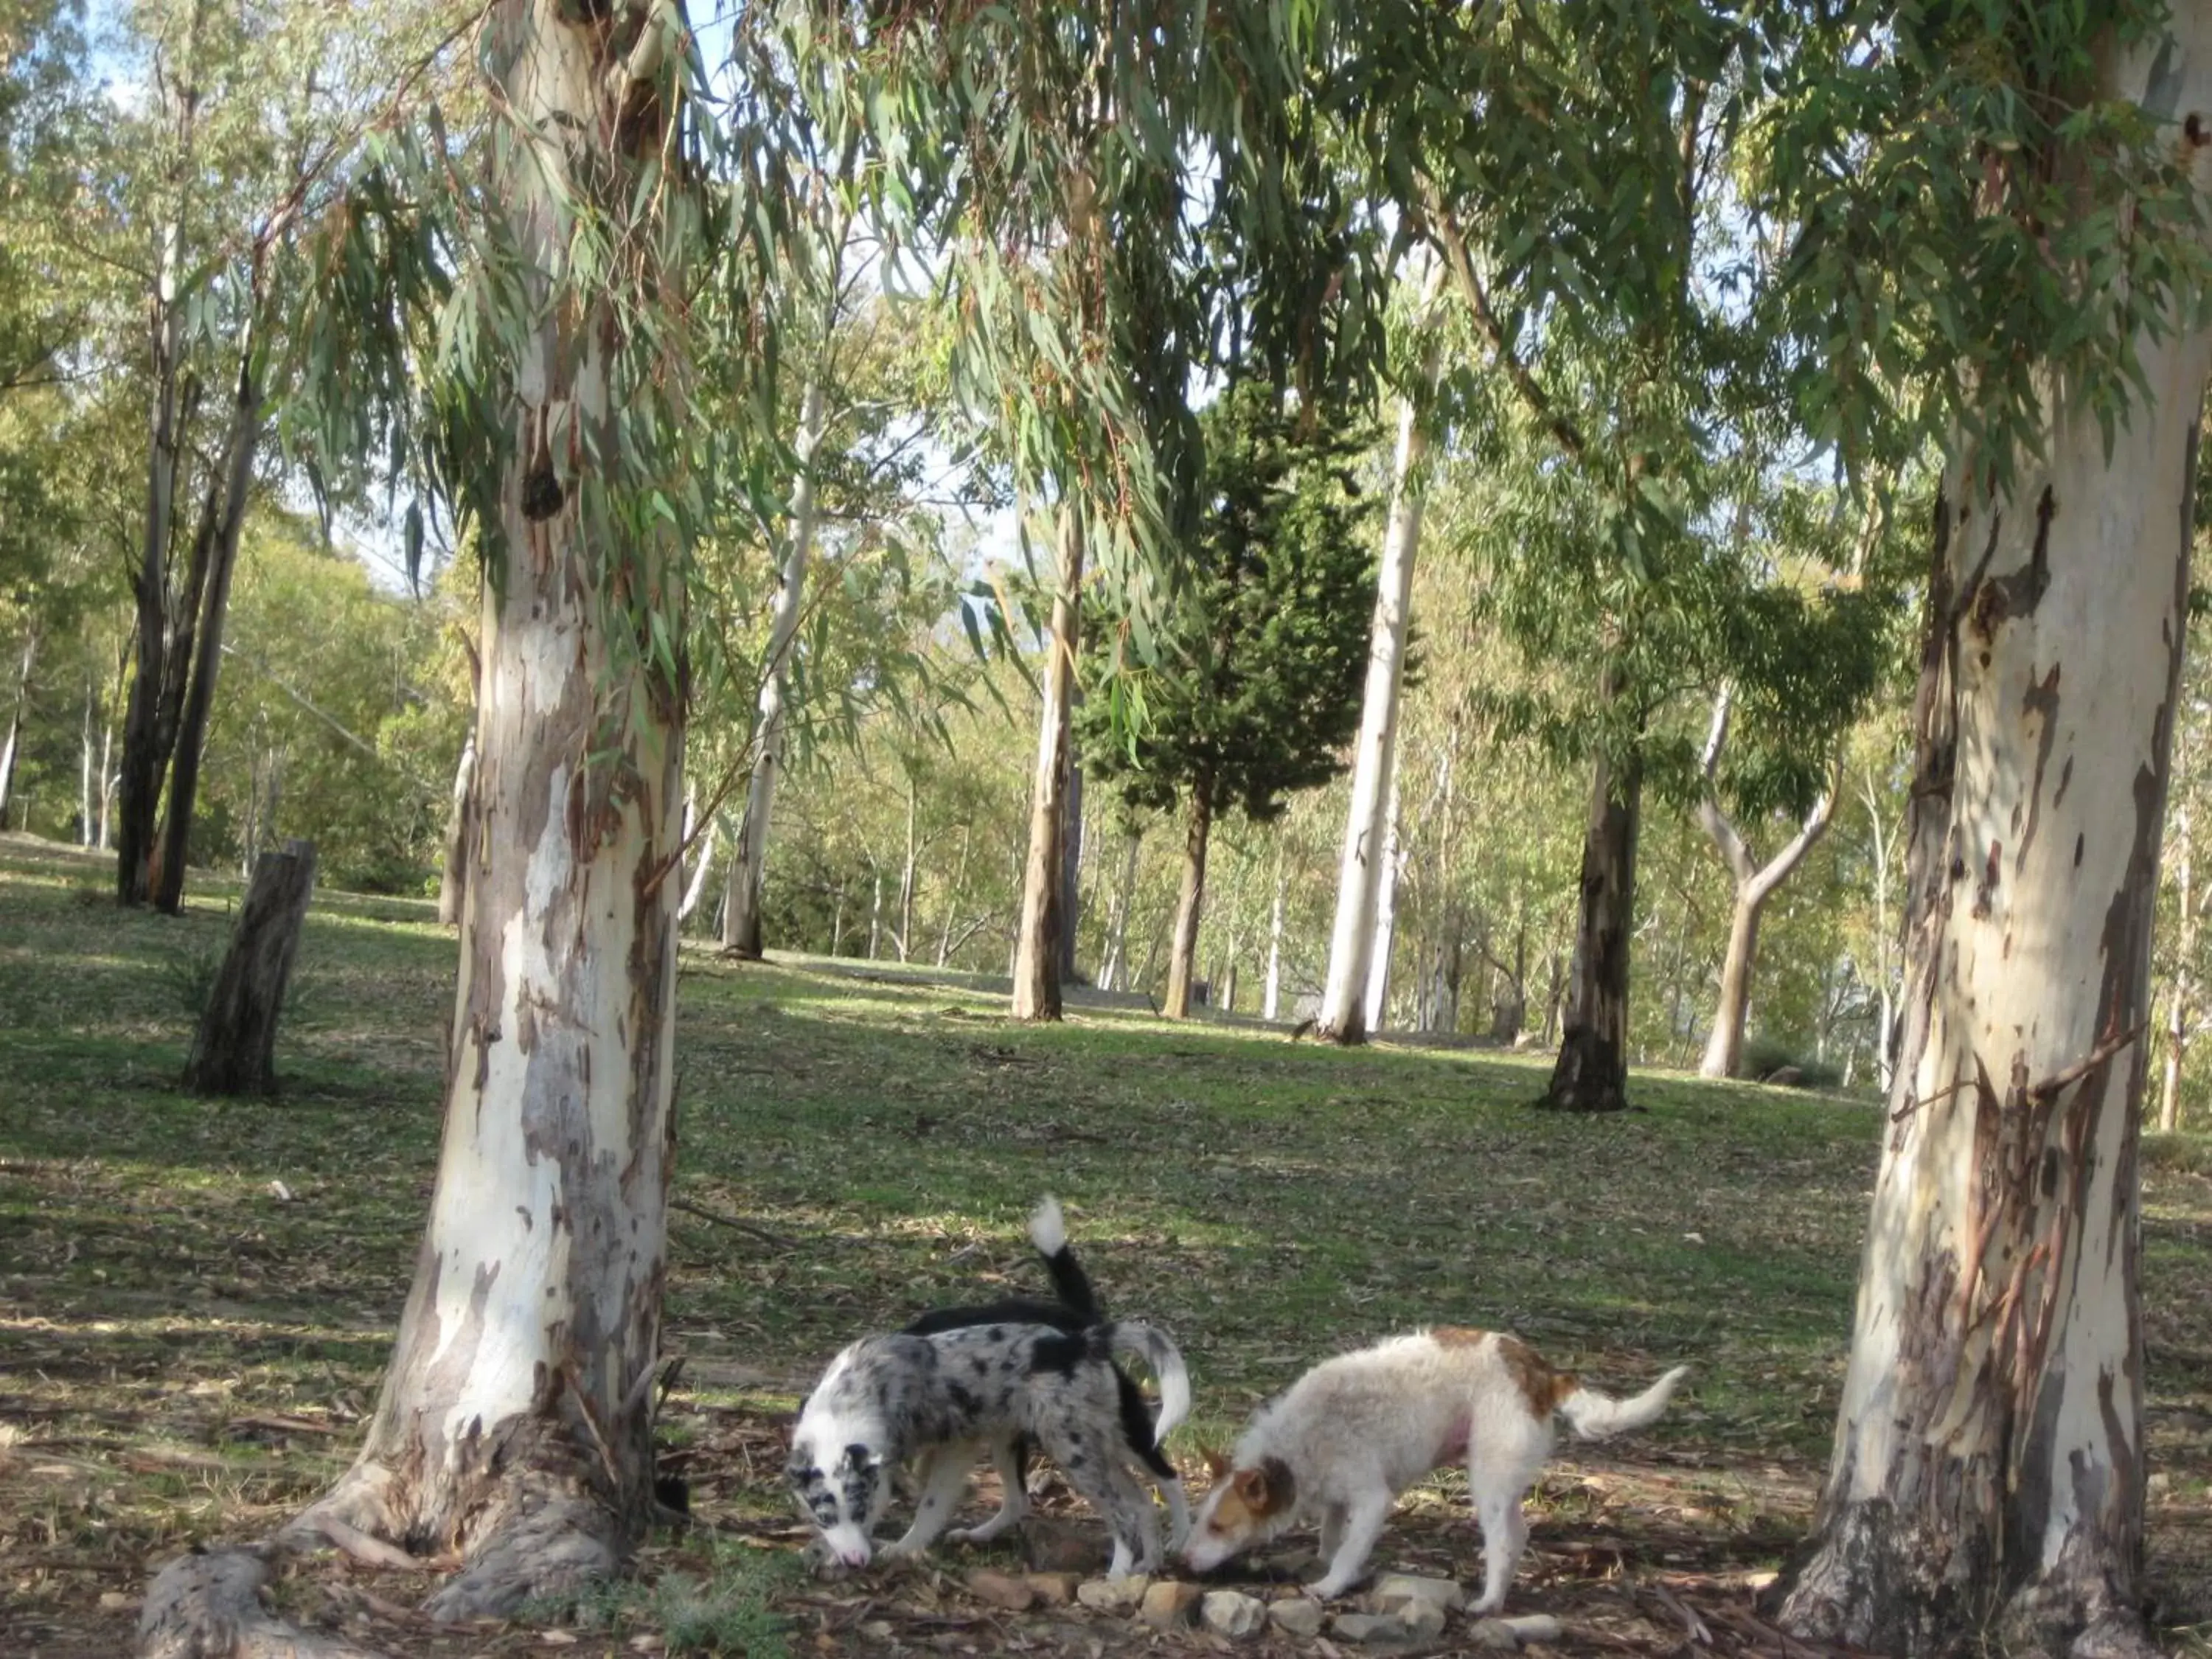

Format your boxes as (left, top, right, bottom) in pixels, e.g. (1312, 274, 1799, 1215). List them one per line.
(79, 672, 96, 845)
(243, 0, 692, 1622)
(677, 813, 718, 925)
(1863, 771, 1900, 1095)
(1059, 751, 1084, 983)
(1544, 738, 1641, 1112)
(1012, 508, 1083, 1020)
(1318, 380, 1430, 1043)
(438, 729, 477, 926)
(723, 375, 827, 958)
(1694, 691, 1837, 1079)
(895, 772, 919, 961)
(936, 822, 971, 966)
(1100, 825, 1141, 992)
(1163, 787, 1214, 1018)
(1363, 770, 1403, 1033)
(0, 627, 34, 823)
(1781, 49, 2212, 1641)
(115, 1, 204, 907)
(1262, 855, 1285, 1020)
(153, 345, 262, 914)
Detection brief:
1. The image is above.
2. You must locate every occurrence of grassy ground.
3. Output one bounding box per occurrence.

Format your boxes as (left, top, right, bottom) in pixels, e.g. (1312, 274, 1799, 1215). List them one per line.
(3, 830, 2209, 1657)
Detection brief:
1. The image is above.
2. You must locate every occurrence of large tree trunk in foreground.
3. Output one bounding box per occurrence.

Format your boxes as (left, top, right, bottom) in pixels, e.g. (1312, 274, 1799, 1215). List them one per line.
(1544, 737, 1641, 1111)
(184, 839, 315, 1096)
(143, 2, 697, 1632)
(723, 374, 827, 958)
(1163, 785, 1214, 1018)
(1780, 66, 2212, 1644)
(153, 347, 262, 915)
(1318, 378, 1429, 1043)
(1012, 507, 1083, 1020)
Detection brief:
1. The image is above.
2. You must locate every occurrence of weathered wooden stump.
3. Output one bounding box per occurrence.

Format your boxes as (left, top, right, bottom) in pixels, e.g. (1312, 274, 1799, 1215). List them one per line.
(183, 838, 316, 1096)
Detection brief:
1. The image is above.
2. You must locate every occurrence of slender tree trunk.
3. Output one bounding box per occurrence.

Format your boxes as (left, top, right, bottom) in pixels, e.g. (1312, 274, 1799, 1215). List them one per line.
(1318, 366, 1432, 1043)
(1363, 771, 1403, 1034)
(724, 375, 828, 958)
(1060, 748, 1084, 984)
(437, 726, 479, 926)
(1544, 734, 1642, 1112)
(2158, 807, 2194, 1133)
(1694, 691, 1837, 1079)
(1012, 507, 1083, 1020)
(1164, 786, 1214, 1019)
(230, 1, 695, 1621)
(0, 627, 34, 824)
(867, 862, 883, 959)
(1780, 76, 2212, 1642)
(937, 822, 971, 967)
(154, 346, 262, 915)
(80, 672, 97, 846)
(1263, 853, 1285, 1021)
(97, 667, 116, 852)
(1102, 825, 1141, 992)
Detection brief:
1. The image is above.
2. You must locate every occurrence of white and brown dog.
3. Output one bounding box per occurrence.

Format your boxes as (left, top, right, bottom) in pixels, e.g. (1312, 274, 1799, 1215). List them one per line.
(1181, 1327, 1687, 1610)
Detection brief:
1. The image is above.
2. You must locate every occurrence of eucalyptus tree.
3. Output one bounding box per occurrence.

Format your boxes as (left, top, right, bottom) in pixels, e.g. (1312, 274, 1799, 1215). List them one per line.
(1750, 2, 2212, 1651)
(138, 0, 781, 1638)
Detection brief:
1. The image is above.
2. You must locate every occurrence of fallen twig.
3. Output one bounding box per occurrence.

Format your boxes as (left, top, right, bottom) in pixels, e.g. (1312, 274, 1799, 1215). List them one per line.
(670, 1197, 799, 1248)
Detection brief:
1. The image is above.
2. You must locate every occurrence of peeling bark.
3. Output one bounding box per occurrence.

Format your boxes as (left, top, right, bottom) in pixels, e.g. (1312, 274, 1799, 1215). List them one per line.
(1012, 507, 1083, 1020)
(1781, 28, 2212, 1646)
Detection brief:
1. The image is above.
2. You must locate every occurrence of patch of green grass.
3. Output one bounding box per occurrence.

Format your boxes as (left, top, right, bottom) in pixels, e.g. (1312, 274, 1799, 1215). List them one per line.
(526, 1542, 799, 1655)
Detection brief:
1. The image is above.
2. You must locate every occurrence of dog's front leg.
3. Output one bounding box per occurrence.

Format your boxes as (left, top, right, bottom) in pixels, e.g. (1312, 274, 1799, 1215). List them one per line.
(880, 1442, 979, 1562)
(1306, 1492, 1391, 1601)
(948, 1437, 1026, 1544)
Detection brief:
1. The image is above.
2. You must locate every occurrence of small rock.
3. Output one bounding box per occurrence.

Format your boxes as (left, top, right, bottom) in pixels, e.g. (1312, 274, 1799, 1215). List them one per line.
(1026, 1571, 1082, 1605)
(860, 1622, 895, 1640)
(1333, 1611, 1411, 1644)
(97, 1592, 135, 1612)
(967, 1568, 1037, 1612)
(1076, 1573, 1150, 1613)
(1201, 1590, 1268, 1638)
(1139, 1579, 1205, 1629)
(1501, 1613, 1562, 1644)
(1397, 1599, 1447, 1640)
(1372, 1573, 1465, 1613)
(1467, 1618, 1522, 1649)
(1268, 1597, 1326, 1638)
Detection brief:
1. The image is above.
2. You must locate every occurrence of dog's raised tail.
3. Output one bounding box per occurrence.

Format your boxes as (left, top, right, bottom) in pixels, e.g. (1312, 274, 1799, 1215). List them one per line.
(1029, 1194, 1104, 1319)
(1558, 1364, 1689, 1441)
(1104, 1321, 1191, 1444)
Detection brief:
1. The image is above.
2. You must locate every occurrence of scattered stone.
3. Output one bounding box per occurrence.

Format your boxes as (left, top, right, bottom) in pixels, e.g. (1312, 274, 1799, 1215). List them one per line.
(1268, 1597, 1326, 1638)
(1201, 1590, 1269, 1638)
(1026, 1571, 1082, 1605)
(1467, 1617, 1523, 1649)
(860, 1621, 895, 1641)
(1332, 1611, 1411, 1644)
(1139, 1579, 1205, 1629)
(1371, 1573, 1465, 1613)
(1397, 1598, 1447, 1640)
(1501, 1613, 1562, 1644)
(1076, 1574, 1150, 1613)
(97, 1592, 136, 1613)
(967, 1568, 1037, 1611)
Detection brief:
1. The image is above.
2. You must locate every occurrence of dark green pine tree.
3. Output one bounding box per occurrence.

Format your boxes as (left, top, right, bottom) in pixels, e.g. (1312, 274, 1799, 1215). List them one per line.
(1079, 381, 1376, 1018)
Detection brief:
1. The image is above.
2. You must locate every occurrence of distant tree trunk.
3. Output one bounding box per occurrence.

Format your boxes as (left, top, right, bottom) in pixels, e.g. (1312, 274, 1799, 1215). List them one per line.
(116, 3, 206, 907)
(153, 338, 262, 915)
(201, 0, 698, 1624)
(1012, 507, 1083, 1020)
(677, 796, 717, 925)
(2160, 804, 2195, 1133)
(1318, 366, 1431, 1043)
(1220, 959, 1238, 1015)
(896, 771, 919, 962)
(97, 656, 117, 852)
(1164, 785, 1214, 1019)
(1363, 772, 1404, 1033)
(867, 861, 884, 959)
(1780, 85, 2212, 1644)
(183, 838, 316, 1096)
(1862, 770, 1900, 1094)
(1059, 751, 1084, 983)
(1263, 852, 1285, 1020)
(1694, 689, 1837, 1079)
(80, 671, 97, 845)
(0, 627, 35, 823)
(937, 822, 972, 967)
(724, 375, 828, 958)
(1544, 733, 1641, 1112)
(1101, 825, 1141, 992)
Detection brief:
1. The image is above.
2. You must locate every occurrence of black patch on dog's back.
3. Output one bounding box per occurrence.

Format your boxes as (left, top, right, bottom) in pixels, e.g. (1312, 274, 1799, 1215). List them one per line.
(1026, 1326, 1108, 1379)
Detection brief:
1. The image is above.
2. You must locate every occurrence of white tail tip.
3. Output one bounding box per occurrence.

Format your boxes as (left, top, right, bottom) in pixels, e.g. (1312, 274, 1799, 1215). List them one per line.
(1029, 1194, 1065, 1257)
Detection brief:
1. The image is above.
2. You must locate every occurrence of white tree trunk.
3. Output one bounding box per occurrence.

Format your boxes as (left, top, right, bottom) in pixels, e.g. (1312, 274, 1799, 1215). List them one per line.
(1318, 370, 1430, 1043)
(1012, 505, 1083, 1019)
(1782, 38, 2212, 1644)
(193, 0, 698, 1625)
(1263, 854, 1285, 1021)
(0, 627, 32, 824)
(80, 673, 97, 846)
(2158, 804, 2194, 1133)
(724, 375, 827, 957)
(1101, 825, 1141, 992)
(1363, 770, 1404, 1034)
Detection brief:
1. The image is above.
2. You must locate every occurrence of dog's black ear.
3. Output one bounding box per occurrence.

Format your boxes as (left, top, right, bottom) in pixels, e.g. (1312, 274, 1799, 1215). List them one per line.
(1256, 1455, 1296, 1513)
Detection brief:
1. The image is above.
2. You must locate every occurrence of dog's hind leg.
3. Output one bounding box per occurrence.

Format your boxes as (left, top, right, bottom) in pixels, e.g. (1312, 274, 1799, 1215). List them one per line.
(880, 1441, 980, 1562)
(948, 1436, 1027, 1544)
(1039, 1419, 1158, 1578)
(1467, 1434, 1548, 1613)
(1307, 1489, 1391, 1600)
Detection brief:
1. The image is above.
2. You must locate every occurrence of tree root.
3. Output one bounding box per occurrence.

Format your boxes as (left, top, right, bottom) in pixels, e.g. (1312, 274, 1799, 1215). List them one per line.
(140, 1546, 386, 1659)
(418, 1486, 621, 1621)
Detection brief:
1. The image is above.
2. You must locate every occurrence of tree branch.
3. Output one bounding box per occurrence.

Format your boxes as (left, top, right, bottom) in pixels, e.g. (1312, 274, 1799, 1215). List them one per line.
(1424, 195, 1585, 462)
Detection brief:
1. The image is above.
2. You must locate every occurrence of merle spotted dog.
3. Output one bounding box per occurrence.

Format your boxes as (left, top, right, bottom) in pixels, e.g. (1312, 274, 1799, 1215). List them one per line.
(786, 1198, 1190, 1577)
